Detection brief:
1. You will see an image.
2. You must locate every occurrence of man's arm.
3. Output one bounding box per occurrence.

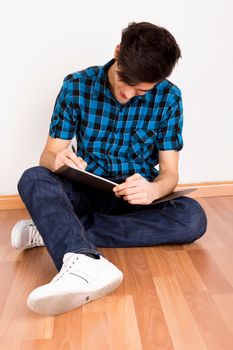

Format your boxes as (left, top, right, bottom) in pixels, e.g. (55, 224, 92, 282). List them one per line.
(39, 135, 87, 172)
(151, 150, 179, 200)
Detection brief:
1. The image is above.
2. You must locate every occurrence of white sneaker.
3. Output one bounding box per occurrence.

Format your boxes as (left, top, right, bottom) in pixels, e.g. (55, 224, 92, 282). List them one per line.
(27, 253, 123, 315)
(11, 219, 44, 250)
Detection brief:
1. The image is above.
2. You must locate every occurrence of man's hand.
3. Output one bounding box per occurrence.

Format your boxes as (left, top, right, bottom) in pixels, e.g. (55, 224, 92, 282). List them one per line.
(54, 149, 87, 172)
(113, 173, 159, 205)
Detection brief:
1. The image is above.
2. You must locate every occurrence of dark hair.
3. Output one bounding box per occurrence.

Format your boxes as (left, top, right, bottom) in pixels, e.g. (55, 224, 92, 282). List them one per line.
(117, 22, 181, 85)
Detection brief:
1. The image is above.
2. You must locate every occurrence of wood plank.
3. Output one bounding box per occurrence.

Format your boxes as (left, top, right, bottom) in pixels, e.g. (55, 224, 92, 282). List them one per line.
(82, 296, 143, 350)
(49, 309, 83, 350)
(184, 198, 226, 251)
(143, 246, 174, 278)
(166, 250, 207, 293)
(185, 292, 233, 350)
(120, 248, 174, 350)
(212, 294, 233, 337)
(198, 197, 233, 250)
(154, 275, 207, 350)
(188, 249, 233, 294)
(0, 248, 55, 340)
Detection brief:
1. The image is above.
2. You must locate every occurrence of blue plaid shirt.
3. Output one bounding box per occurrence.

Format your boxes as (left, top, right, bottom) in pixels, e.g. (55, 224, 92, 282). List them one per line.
(49, 59, 183, 181)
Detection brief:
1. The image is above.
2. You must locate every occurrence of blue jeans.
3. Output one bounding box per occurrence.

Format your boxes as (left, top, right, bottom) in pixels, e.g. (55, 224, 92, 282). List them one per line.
(18, 166, 207, 271)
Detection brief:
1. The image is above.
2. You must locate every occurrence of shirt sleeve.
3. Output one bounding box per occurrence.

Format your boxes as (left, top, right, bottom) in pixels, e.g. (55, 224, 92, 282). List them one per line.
(155, 92, 183, 151)
(49, 77, 78, 139)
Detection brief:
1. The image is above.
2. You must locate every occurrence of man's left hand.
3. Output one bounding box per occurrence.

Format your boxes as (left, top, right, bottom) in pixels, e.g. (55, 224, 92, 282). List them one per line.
(113, 173, 158, 205)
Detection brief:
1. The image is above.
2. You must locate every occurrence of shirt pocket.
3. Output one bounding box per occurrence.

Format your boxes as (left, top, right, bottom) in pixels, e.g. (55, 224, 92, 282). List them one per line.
(128, 128, 158, 162)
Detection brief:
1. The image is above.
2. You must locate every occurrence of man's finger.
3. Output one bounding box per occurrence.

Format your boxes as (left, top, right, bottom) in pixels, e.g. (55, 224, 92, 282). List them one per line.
(67, 152, 86, 169)
(128, 199, 148, 205)
(117, 186, 140, 196)
(126, 173, 141, 182)
(62, 158, 79, 170)
(113, 173, 140, 191)
(124, 193, 146, 201)
(113, 179, 140, 193)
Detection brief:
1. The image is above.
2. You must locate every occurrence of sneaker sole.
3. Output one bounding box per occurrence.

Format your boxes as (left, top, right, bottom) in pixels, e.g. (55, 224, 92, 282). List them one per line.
(27, 275, 123, 315)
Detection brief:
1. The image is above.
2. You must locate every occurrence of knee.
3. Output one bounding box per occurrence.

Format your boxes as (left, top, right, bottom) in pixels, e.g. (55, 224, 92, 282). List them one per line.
(17, 166, 52, 198)
(182, 197, 207, 243)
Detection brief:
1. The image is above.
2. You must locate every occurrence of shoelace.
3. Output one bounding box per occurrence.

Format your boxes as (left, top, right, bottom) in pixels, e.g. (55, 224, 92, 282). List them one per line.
(53, 255, 90, 284)
(54, 256, 79, 282)
(27, 224, 44, 247)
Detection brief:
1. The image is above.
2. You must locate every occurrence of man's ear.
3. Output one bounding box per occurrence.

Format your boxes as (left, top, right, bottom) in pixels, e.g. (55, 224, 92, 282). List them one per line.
(114, 44, 121, 60)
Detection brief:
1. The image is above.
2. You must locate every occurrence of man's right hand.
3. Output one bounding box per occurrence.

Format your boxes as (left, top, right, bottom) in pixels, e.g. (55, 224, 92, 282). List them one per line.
(54, 148, 88, 172)
(39, 136, 88, 172)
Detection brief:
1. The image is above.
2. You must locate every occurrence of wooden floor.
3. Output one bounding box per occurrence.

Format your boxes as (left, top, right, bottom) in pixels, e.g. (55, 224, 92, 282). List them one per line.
(0, 196, 233, 350)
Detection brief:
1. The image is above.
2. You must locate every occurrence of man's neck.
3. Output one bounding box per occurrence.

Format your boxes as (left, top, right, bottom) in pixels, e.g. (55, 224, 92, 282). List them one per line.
(107, 62, 128, 105)
(107, 62, 117, 95)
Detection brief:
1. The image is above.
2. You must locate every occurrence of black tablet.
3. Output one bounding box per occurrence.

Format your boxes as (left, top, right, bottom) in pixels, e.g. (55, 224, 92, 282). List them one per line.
(55, 165, 197, 202)
(151, 188, 197, 204)
(55, 165, 117, 193)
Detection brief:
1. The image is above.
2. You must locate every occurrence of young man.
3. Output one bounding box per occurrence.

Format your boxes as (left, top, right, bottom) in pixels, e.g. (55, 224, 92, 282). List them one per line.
(12, 22, 207, 315)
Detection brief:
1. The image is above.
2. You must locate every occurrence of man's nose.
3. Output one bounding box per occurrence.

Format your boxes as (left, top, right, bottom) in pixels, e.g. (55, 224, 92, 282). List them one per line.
(124, 87, 136, 99)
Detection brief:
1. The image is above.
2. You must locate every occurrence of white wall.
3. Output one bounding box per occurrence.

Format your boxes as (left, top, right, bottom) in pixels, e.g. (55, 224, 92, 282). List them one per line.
(1, 0, 233, 194)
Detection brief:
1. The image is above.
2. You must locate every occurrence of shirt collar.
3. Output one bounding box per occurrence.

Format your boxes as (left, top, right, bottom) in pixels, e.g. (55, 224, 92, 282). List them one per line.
(92, 59, 115, 99)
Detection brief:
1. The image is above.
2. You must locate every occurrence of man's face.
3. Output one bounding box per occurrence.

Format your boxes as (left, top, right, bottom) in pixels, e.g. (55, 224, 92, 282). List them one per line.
(117, 80, 156, 101)
(115, 67, 156, 102)
(108, 61, 156, 103)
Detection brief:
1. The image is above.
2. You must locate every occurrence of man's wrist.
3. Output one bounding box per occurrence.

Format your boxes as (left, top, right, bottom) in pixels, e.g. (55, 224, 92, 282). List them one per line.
(39, 151, 57, 172)
(150, 181, 161, 202)
(151, 172, 178, 201)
